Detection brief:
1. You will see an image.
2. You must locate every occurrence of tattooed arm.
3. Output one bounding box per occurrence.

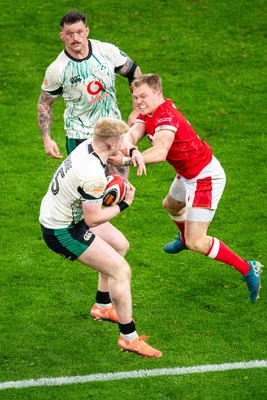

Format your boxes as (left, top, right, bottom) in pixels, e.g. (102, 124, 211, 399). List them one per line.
(37, 90, 63, 159)
(127, 64, 142, 126)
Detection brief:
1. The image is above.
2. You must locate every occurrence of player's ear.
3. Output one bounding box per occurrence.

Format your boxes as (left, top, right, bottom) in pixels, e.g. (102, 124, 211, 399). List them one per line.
(105, 141, 114, 151)
(86, 27, 89, 37)
(59, 31, 64, 41)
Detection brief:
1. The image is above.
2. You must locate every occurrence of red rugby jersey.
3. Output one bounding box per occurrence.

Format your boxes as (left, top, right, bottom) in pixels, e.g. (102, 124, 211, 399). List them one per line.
(136, 99, 212, 179)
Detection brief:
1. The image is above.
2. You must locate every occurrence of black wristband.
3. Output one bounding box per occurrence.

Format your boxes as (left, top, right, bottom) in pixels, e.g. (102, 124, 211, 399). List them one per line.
(129, 147, 137, 157)
(118, 201, 129, 212)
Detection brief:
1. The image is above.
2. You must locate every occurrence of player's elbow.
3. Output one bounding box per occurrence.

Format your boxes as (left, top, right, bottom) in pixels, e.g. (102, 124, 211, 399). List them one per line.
(159, 154, 167, 162)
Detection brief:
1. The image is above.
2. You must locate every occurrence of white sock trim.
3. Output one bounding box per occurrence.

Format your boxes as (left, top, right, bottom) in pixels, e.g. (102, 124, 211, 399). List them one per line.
(121, 331, 138, 341)
(95, 302, 112, 309)
(170, 213, 186, 222)
(207, 238, 220, 259)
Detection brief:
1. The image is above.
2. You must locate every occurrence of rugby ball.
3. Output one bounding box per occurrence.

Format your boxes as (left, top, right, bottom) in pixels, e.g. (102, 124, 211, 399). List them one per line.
(103, 174, 127, 206)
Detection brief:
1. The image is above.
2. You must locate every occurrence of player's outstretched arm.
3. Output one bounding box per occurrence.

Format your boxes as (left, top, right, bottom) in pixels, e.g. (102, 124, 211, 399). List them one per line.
(142, 129, 174, 164)
(108, 149, 146, 176)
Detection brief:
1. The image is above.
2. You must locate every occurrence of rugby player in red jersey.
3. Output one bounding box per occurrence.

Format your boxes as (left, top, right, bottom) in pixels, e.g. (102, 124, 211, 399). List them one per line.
(109, 73, 263, 303)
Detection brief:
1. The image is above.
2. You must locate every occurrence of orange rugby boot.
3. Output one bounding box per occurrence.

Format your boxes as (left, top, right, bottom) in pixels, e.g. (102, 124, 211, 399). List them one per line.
(90, 304, 119, 323)
(118, 335, 162, 358)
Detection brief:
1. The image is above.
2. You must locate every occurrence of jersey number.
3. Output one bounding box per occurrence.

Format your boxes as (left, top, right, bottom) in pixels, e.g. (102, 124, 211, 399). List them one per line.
(51, 167, 65, 195)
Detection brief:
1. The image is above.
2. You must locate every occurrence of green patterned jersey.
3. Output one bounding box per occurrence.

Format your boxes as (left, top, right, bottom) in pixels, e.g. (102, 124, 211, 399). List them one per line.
(42, 39, 128, 139)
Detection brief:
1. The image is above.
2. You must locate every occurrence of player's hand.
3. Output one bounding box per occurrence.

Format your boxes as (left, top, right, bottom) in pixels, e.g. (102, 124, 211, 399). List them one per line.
(120, 134, 137, 157)
(124, 180, 136, 206)
(108, 150, 146, 176)
(44, 138, 63, 159)
(107, 152, 123, 166)
(131, 149, 146, 176)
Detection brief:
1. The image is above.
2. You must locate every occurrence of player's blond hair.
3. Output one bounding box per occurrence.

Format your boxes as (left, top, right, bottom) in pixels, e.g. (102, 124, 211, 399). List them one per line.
(93, 117, 129, 139)
(131, 73, 162, 92)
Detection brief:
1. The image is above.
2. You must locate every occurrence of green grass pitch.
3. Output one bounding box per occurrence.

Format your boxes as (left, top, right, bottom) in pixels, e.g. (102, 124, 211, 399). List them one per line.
(0, 0, 266, 399)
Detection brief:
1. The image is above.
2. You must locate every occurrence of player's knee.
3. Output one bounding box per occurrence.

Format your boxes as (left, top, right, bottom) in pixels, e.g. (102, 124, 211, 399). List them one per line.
(162, 197, 171, 212)
(185, 237, 203, 253)
(116, 237, 129, 257)
(162, 197, 167, 209)
(123, 262, 132, 281)
(162, 196, 185, 214)
(115, 260, 132, 283)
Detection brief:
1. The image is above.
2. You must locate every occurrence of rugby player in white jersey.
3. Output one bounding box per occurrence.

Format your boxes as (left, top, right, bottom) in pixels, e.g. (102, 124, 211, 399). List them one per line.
(38, 10, 142, 178)
(39, 117, 162, 358)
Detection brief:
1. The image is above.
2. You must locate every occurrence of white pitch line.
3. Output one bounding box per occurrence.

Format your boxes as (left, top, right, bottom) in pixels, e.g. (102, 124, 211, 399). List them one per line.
(1, 360, 267, 391)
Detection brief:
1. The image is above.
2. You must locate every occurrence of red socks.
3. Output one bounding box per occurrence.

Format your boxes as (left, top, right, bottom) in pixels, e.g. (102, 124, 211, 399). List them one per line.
(172, 220, 186, 244)
(206, 238, 250, 275)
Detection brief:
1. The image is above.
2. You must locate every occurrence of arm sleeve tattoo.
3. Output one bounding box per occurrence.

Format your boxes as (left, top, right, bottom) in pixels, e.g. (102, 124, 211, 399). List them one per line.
(37, 91, 58, 138)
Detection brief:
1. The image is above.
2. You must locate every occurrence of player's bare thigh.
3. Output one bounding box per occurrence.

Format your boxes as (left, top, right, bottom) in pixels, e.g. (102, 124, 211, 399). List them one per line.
(91, 222, 129, 256)
(77, 233, 131, 281)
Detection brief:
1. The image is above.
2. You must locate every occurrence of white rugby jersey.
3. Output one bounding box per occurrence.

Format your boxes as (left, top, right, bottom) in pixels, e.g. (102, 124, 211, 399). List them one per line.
(39, 140, 107, 229)
(42, 39, 128, 139)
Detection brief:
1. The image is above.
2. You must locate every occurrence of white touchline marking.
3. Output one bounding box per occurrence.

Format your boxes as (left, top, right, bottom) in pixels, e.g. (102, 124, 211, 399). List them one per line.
(1, 360, 266, 390)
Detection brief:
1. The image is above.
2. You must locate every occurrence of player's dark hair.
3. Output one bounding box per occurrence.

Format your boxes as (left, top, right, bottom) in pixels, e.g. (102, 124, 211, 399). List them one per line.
(60, 11, 87, 28)
(131, 74, 162, 92)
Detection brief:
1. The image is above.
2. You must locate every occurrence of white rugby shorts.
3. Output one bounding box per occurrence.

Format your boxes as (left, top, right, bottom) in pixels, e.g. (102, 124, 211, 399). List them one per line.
(169, 156, 226, 222)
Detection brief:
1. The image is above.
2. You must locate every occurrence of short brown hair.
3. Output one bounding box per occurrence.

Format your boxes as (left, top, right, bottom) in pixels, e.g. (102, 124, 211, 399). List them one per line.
(60, 11, 86, 28)
(131, 74, 162, 92)
(93, 118, 129, 139)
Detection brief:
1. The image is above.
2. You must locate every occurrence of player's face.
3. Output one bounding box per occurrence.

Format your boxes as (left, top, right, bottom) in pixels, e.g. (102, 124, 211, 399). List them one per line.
(133, 84, 163, 115)
(60, 22, 89, 57)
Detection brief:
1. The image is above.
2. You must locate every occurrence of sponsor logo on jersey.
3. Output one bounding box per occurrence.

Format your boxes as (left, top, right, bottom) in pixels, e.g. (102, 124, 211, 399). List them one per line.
(87, 80, 103, 95)
(91, 186, 104, 195)
(158, 117, 172, 123)
(87, 92, 109, 104)
(70, 75, 82, 84)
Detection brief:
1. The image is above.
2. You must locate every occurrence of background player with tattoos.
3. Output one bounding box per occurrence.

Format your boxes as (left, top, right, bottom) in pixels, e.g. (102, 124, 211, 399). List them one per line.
(38, 10, 142, 178)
